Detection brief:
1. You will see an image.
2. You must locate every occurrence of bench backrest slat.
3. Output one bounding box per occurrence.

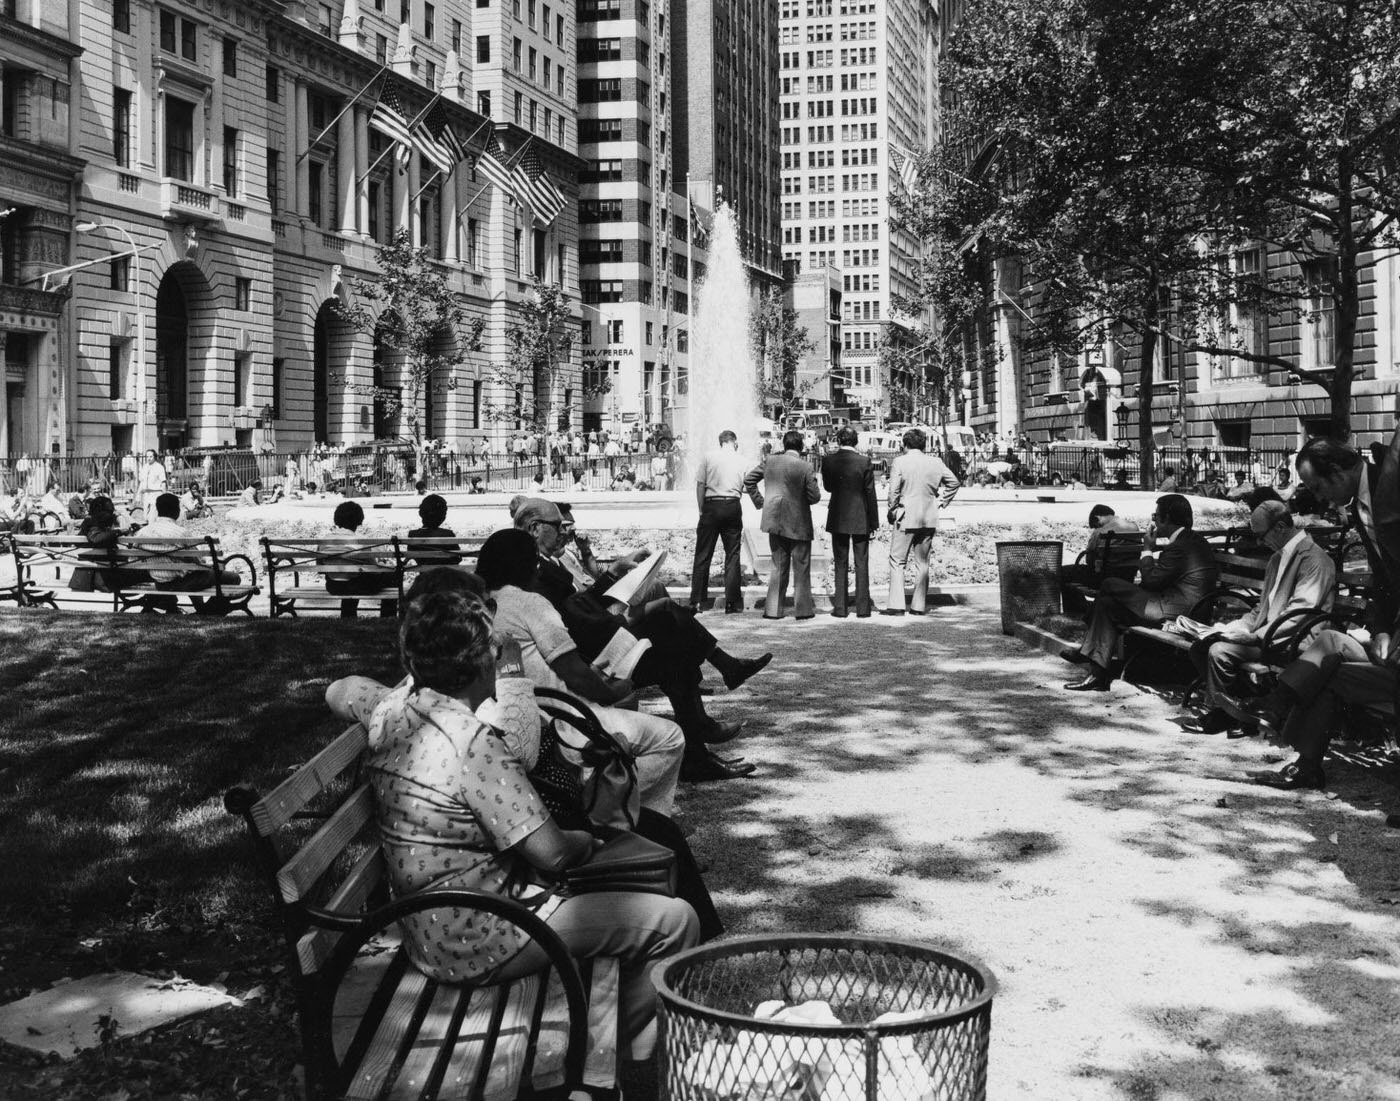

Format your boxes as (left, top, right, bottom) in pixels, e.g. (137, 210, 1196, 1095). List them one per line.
(250, 724, 369, 836)
(276, 784, 376, 905)
(295, 844, 386, 975)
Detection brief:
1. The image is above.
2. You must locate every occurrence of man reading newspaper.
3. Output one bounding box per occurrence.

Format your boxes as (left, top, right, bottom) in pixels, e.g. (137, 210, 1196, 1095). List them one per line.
(1181, 500, 1335, 737)
(512, 497, 773, 782)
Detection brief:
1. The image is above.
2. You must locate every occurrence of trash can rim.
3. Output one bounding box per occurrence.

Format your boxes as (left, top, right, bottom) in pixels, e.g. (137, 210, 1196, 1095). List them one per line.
(653, 932, 997, 1035)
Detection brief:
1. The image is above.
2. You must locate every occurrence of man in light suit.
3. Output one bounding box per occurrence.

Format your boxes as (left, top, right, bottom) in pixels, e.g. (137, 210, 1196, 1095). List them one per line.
(883, 428, 960, 615)
(1238, 429, 1400, 791)
(821, 424, 880, 618)
(1183, 500, 1335, 736)
(743, 429, 821, 619)
(1062, 493, 1219, 690)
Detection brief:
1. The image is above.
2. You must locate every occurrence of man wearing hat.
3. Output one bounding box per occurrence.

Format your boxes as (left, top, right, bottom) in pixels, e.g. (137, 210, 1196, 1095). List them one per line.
(1184, 501, 1335, 736)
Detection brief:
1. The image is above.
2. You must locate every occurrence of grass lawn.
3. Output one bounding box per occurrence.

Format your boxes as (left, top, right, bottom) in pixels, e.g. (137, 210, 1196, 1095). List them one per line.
(0, 608, 400, 1099)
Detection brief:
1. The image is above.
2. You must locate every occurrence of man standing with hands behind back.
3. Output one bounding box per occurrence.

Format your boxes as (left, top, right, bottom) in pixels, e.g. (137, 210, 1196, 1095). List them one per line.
(689, 429, 749, 614)
(884, 428, 961, 615)
(822, 425, 879, 617)
(744, 429, 821, 619)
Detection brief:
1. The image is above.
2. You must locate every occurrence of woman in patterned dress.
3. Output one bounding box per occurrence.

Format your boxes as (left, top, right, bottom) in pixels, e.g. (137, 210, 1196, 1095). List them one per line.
(361, 584, 699, 1058)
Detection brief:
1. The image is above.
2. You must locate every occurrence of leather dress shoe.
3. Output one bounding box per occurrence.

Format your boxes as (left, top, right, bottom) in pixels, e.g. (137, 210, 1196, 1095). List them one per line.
(722, 652, 772, 690)
(725, 604, 743, 614)
(856, 611, 871, 618)
(1181, 708, 1236, 735)
(1059, 648, 1091, 665)
(1251, 758, 1325, 791)
(1063, 674, 1112, 691)
(1227, 722, 1261, 740)
(703, 719, 745, 744)
(830, 609, 849, 618)
(907, 609, 926, 617)
(681, 751, 757, 782)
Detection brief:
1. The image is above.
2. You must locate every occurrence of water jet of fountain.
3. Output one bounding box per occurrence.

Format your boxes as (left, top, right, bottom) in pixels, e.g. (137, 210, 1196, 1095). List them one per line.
(684, 203, 764, 473)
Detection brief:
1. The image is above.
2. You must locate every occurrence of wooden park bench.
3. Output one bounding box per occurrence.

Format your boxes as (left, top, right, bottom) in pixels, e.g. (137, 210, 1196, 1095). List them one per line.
(225, 722, 621, 1101)
(259, 536, 484, 618)
(9, 533, 258, 614)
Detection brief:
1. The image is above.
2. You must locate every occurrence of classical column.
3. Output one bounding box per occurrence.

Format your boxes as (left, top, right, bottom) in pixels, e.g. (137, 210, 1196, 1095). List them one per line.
(407, 153, 421, 248)
(440, 168, 458, 261)
(293, 81, 310, 217)
(355, 106, 371, 237)
(338, 106, 357, 234)
(391, 152, 410, 237)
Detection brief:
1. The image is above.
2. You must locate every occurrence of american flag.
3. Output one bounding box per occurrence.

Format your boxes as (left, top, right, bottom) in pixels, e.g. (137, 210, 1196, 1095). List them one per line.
(412, 115, 454, 175)
(511, 144, 566, 226)
(370, 86, 413, 169)
(688, 196, 710, 247)
(477, 134, 517, 201)
(428, 103, 469, 167)
(889, 143, 920, 192)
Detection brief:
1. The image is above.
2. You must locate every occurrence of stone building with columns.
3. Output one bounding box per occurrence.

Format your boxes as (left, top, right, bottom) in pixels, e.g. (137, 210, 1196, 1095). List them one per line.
(2, 0, 582, 462)
(0, 2, 83, 460)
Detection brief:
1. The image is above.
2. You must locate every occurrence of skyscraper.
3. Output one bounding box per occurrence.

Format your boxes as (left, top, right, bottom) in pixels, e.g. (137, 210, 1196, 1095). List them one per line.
(777, 0, 935, 422)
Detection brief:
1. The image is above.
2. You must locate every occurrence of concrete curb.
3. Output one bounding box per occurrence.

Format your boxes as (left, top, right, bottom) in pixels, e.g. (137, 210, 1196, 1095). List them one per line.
(1007, 620, 1078, 657)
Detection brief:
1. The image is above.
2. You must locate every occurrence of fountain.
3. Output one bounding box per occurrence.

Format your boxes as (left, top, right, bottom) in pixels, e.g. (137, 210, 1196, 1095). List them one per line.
(684, 203, 765, 469)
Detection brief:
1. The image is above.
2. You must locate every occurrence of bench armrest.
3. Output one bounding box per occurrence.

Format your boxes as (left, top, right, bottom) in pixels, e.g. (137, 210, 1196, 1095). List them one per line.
(220, 553, 256, 583)
(1188, 586, 1258, 622)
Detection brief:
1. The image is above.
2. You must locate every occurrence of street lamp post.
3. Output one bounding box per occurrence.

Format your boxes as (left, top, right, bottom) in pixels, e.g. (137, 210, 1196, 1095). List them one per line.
(76, 221, 147, 455)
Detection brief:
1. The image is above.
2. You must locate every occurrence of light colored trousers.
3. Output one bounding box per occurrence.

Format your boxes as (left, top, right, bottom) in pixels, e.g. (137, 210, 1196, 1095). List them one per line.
(571, 704, 685, 818)
(887, 527, 934, 612)
(497, 892, 700, 1057)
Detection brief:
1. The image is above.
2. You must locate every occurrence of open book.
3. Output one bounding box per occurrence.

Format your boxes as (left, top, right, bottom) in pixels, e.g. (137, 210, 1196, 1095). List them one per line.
(1161, 615, 1219, 639)
(602, 549, 667, 609)
(591, 627, 653, 680)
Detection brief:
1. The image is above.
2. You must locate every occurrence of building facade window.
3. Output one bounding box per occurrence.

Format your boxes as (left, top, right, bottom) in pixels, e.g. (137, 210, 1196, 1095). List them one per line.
(222, 37, 238, 77)
(477, 35, 491, 61)
(223, 126, 239, 196)
(114, 0, 132, 34)
(267, 148, 280, 212)
(113, 87, 132, 167)
(164, 97, 195, 180)
(111, 256, 130, 292)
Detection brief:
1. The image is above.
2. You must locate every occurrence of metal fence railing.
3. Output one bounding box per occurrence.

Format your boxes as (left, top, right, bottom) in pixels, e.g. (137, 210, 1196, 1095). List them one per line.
(0, 446, 686, 502)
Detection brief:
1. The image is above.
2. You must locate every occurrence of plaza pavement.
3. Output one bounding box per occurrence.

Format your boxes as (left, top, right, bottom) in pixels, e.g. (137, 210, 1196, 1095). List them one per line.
(669, 605, 1400, 1101)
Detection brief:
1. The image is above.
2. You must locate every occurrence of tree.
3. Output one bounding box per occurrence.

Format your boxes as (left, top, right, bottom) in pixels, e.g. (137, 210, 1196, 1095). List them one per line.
(334, 230, 485, 480)
(749, 289, 818, 423)
(486, 279, 578, 440)
(897, 0, 1309, 485)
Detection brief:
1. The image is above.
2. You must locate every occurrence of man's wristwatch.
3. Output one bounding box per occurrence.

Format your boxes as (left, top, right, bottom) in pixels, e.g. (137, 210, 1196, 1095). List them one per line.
(498, 661, 525, 677)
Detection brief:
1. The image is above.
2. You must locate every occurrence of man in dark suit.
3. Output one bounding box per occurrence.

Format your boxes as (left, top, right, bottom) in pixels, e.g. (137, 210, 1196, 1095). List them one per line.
(1062, 493, 1219, 690)
(512, 497, 771, 782)
(821, 424, 879, 617)
(1238, 429, 1400, 791)
(743, 429, 822, 619)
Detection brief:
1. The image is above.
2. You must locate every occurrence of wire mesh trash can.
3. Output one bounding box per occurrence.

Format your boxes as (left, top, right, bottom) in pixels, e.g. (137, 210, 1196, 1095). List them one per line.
(996, 540, 1063, 635)
(655, 934, 996, 1101)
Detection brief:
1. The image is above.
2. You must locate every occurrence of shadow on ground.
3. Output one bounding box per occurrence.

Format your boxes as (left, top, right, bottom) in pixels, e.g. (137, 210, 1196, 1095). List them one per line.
(680, 608, 1400, 1101)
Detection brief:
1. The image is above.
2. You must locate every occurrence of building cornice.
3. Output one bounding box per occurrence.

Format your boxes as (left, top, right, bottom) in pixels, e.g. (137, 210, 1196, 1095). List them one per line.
(0, 14, 84, 60)
(0, 135, 86, 186)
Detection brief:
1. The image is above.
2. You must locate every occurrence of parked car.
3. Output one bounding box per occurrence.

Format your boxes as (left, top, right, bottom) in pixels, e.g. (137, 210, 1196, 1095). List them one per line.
(343, 440, 418, 491)
(1040, 440, 1138, 486)
(169, 448, 260, 496)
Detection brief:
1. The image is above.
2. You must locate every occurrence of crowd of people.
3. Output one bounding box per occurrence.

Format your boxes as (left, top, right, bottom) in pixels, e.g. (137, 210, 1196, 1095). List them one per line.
(1061, 428, 1400, 794)
(688, 425, 961, 620)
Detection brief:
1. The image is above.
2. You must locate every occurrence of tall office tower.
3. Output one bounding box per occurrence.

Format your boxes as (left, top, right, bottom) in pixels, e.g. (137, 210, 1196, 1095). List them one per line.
(674, 0, 782, 278)
(777, 0, 935, 422)
(575, 0, 686, 435)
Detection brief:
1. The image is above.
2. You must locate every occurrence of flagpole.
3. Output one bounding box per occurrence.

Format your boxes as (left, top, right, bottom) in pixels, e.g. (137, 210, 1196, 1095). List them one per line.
(413, 168, 444, 201)
(359, 90, 448, 183)
(457, 131, 537, 218)
(297, 66, 391, 164)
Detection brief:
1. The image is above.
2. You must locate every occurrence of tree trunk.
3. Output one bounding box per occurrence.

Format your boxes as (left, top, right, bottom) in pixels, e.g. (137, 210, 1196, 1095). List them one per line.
(1136, 283, 1159, 492)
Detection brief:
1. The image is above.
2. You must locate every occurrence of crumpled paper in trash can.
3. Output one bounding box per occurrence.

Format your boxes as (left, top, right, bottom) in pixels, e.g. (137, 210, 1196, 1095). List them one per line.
(678, 1001, 939, 1101)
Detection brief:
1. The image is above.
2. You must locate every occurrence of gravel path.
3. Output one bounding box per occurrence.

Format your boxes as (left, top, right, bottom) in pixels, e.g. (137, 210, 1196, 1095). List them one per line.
(669, 606, 1400, 1101)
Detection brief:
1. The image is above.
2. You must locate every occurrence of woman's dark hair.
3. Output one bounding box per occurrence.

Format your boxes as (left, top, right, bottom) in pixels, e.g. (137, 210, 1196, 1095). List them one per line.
(333, 500, 364, 530)
(418, 493, 448, 526)
(87, 496, 116, 521)
(476, 528, 541, 590)
(1088, 503, 1116, 527)
(405, 564, 491, 605)
(399, 590, 495, 695)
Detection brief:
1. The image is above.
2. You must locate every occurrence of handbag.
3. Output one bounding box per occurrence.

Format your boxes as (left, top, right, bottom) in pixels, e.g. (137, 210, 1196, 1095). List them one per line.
(564, 831, 678, 897)
(534, 687, 641, 830)
(528, 722, 591, 831)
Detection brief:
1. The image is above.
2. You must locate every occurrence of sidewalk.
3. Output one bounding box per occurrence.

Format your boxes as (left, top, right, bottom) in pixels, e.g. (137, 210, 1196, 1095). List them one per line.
(677, 606, 1400, 1101)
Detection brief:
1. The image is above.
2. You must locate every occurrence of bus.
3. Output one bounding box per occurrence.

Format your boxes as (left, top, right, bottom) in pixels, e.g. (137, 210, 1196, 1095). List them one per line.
(783, 410, 834, 444)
